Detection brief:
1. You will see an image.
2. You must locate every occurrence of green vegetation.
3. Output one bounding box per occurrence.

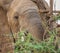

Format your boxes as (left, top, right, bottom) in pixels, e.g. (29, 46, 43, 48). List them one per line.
(54, 14, 60, 21)
(14, 30, 60, 53)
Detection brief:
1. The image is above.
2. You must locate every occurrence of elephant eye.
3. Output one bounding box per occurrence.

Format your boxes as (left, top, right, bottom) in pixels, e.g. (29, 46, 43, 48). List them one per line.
(14, 16, 19, 19)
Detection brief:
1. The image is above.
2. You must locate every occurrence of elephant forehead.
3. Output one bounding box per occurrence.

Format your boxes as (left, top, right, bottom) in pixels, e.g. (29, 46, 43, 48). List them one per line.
(9, 0, 38, 15)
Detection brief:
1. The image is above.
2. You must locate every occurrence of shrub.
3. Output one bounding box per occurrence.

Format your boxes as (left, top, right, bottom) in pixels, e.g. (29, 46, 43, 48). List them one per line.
(14, 30, 60, 53)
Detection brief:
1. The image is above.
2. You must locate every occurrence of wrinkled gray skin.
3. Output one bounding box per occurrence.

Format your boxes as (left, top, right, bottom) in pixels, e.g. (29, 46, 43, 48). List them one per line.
(7, 0, 44, 41)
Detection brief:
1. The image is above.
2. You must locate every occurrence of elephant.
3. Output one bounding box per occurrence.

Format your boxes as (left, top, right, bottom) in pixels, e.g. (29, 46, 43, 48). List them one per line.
(7, 0, 44, 41)
(0, 0, 49, 53)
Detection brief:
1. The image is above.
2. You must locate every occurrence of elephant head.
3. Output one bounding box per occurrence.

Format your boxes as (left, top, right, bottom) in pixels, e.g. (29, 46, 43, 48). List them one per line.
(7, 0, 44, 41)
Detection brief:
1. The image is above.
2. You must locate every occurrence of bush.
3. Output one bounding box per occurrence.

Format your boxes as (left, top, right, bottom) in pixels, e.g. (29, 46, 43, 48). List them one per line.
(14, 30, 60, 53)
